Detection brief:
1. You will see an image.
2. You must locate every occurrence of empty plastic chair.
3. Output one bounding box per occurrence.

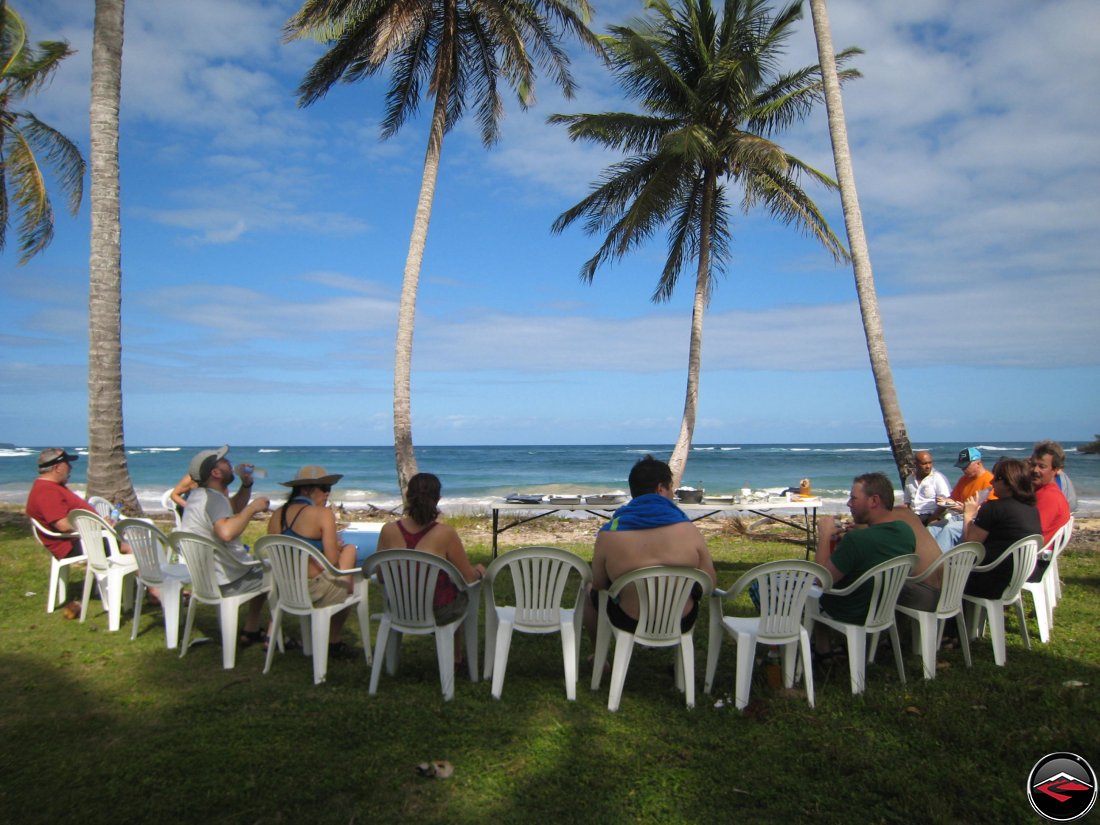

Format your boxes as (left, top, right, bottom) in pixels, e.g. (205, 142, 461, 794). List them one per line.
(116, 519, 190, 649)
(69, 509, 138, 631)
(706, 560, 831, 710)
(482, 546, 592, 700)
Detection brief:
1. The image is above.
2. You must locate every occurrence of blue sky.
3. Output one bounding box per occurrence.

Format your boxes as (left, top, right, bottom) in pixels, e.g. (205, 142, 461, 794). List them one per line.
(3, 0, 1099, 448)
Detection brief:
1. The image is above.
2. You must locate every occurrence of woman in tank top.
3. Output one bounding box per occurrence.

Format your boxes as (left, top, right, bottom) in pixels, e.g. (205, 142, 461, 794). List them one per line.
(378, 473, 485, 662)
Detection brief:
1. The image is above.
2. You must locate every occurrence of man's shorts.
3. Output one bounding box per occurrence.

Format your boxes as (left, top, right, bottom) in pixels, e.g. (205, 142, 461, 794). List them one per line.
(220, 566, 265, 596)
(590, 583, 703, 634)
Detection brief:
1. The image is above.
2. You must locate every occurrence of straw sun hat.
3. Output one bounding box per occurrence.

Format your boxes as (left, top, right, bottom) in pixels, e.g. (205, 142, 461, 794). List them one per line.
(279, 465, 344, 488)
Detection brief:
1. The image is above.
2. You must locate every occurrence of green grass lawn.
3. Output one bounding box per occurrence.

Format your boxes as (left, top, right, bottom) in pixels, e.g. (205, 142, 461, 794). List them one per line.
(2, 515, 1098, 824)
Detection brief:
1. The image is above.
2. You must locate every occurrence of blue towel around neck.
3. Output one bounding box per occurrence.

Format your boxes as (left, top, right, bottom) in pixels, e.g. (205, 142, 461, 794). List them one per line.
(601, 493, 690, 532)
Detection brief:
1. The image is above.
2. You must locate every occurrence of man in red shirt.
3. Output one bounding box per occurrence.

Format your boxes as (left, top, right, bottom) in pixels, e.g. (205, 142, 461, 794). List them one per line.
(26, 448, 95, 560)
(26, 448, 96, 619)
(1029, 441, 1071, 545)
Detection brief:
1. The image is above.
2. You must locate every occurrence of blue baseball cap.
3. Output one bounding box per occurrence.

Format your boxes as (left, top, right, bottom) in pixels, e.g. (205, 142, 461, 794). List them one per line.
(954, 447, 981, 468)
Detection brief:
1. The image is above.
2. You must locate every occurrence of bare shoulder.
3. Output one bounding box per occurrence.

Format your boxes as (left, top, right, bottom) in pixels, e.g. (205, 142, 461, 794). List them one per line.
(378, 521, 402, 548)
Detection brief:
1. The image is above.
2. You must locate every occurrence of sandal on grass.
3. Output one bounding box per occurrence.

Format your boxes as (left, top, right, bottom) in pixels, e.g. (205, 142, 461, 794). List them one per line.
(239, 629, 268, 648)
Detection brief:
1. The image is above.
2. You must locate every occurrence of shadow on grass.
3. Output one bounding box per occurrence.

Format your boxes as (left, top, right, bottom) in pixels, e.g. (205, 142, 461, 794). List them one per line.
(4, 524, 1100, 823)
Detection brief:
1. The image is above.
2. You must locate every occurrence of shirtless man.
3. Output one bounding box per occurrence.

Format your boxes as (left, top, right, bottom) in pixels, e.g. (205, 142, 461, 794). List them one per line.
(584, 455, 716, 641)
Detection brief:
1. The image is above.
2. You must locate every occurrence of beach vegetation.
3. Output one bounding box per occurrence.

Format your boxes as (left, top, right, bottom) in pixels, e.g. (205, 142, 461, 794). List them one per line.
(0, 0, 85, 265)
(283, 0, 603, 497)
(806, 0, 914, 485)
(2, 510, 1098, 821)
(550, 0, 851, 489)
(86, 0, 141, 513)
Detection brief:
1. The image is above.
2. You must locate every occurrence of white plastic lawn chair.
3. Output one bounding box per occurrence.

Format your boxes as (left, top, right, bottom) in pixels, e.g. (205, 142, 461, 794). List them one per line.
(29, 517, 83, 613)
(364, 549, 482, 701)
(591, 566, 713, 712)
(1050, 516, 1074, 606)
(895, 543, 981, 680)
(482, 546, 592, 700)
(962, 534, 1040, 666)
(69, 509, 138, 632)
(1022, 518, 1073, 643)
(116, 519, 190, 649)
(803, 554, 917, 695)
(705, 560, 831, 710)
(87, 496, 114, 519)
(254, 535, 372, 685)
(170, 531, 271, 670)
(160, 488, 184, 529)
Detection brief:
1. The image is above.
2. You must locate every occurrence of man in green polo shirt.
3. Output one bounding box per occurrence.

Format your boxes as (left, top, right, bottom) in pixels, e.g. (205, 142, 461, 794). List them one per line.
(815, 472, 915, 623)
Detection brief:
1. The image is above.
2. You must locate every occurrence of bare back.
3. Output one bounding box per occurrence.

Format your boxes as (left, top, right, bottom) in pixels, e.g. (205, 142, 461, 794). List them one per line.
(593, 522, 716, 620)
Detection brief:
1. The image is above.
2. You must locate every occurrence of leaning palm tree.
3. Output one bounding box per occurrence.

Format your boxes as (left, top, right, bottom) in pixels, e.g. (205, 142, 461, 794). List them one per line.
(551, 0, 854, 486)
(0, 0, 85, 264)
(86, 0, 139, 512)
(807, 0, 912, 484)
(285, 0, 602, 494)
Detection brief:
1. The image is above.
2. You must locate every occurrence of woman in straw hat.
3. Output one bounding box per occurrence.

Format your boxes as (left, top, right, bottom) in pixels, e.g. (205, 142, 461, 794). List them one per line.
(267, 465, 358, 655)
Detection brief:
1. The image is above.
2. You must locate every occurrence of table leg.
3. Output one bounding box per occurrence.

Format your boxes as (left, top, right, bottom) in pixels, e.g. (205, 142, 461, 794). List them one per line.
(492, 508, 500, 559)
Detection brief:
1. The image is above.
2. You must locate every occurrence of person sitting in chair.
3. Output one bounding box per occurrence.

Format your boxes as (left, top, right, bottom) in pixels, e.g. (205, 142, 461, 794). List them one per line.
(584, 455, 716, 642)
(267, 466, 358, 656)
(181, 445, 270, 647)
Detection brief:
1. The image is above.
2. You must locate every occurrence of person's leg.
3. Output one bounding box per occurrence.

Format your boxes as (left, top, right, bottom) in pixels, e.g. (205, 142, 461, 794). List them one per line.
(933, 517, 962, 553)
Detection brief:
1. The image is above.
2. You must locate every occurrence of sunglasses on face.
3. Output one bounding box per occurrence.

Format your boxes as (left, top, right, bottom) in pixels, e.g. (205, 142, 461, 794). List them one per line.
(318, 485, 332, 493)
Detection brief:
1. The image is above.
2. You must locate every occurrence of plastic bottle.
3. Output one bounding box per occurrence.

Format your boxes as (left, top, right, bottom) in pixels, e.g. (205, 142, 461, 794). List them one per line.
(110, 503, 122, 521)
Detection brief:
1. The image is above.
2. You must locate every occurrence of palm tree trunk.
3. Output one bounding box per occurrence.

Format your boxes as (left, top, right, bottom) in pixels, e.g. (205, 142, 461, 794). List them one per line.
(669, 172, 716, 489)
(87, 0, 139, 513)
(393, 1, 458, 497)
(808, 0, 913, 484)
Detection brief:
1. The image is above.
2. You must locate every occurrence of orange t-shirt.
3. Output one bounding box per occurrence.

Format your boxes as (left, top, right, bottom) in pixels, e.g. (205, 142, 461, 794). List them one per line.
(951, 470, 996, 503)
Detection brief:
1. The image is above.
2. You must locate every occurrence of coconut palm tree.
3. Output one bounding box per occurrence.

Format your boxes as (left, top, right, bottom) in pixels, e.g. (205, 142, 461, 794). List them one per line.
(284, 0, 602, 494)
(86, 0, 139, 512)
(0, 1, 84, 264)
(551, 0, 854, 486)
(807, 0, 912, 483)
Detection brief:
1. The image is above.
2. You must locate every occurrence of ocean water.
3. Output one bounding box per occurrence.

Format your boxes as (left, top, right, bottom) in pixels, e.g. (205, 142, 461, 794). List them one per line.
(1, 442, 1096, 516)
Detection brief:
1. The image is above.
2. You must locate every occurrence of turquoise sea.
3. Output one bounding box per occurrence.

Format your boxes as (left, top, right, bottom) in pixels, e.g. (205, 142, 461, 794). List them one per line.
(1, 442, 1096, 516)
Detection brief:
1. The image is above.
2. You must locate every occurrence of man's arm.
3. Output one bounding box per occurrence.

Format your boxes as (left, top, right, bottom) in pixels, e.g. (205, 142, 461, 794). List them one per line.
(591, 532, 610, 590)
(214, 496, 269, 544)
(41, 487, 93, 533)
(692, 527, 717, 587)
(814, 516, 845, 584)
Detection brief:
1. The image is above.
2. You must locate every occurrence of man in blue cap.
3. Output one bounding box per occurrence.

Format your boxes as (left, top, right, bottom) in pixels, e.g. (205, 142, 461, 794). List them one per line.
(929, 447, 994, 552)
